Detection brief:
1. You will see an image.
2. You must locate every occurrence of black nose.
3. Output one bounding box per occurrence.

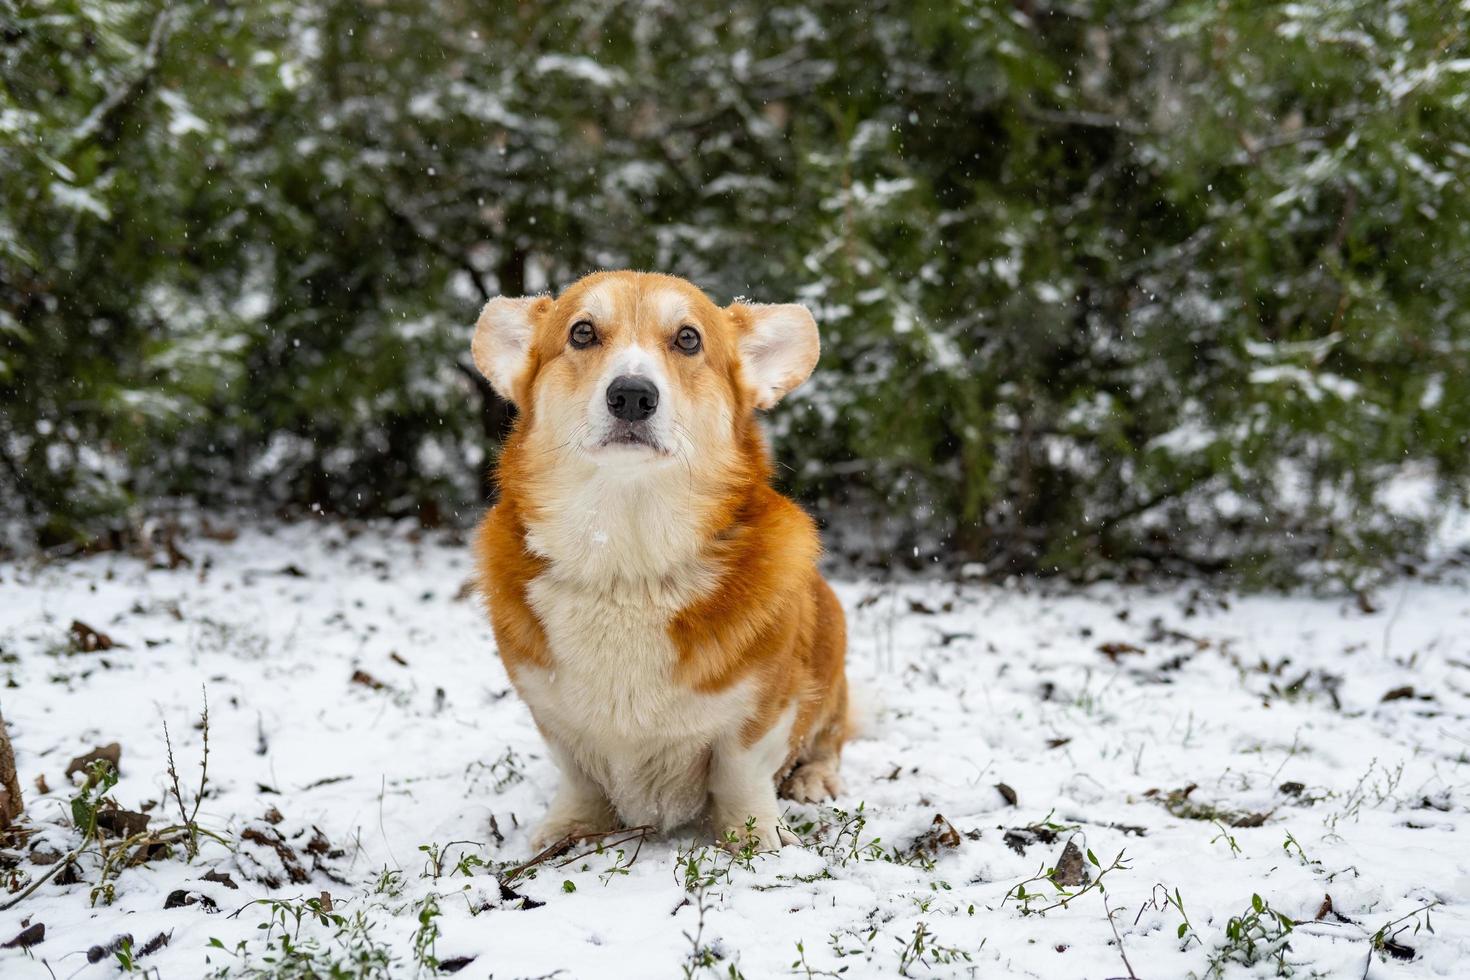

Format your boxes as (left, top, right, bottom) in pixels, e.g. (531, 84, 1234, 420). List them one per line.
(606, 376, 659, 422)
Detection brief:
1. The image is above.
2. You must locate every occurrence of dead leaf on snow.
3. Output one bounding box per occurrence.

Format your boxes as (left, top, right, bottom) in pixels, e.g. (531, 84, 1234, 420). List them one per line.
(1154, 783, 1272, 826)
(1415, 791, 1452, 812)
(237, 821, 348, 888)
(94, 803, 150, 839)
(911, 814, 963, 856)
(1097, 641, 1145, 662)
(65, 742, 121, 779)
(439, 955, 477, 973)
(70, 621, 123, 653)
(164, 889, 219, 912)
(301, 775, 350, 791)
(351, 669, 386, 691)
(1051, 839, 1091, 887)
(1003, 823, 1060, 855)
(305, 826, 338, 857)
(239, 825, 310, 887)
(489, 879, 545, 911)
(2, 922, 44, 949)
(1231, 810, 1273, 828)
(1383, 939, 1415, 960)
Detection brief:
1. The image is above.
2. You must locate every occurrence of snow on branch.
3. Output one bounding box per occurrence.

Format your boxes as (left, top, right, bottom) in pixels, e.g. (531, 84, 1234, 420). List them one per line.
(61, 4, 177, 157)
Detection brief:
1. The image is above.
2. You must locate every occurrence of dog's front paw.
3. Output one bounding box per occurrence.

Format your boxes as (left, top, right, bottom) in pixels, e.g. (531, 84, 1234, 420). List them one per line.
(719, 817, 796, 853)
(780, 762, 842, 803)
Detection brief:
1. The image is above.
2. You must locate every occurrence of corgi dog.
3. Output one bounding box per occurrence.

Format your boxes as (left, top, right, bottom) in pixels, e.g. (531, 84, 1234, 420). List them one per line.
(470, 270, 848, 852)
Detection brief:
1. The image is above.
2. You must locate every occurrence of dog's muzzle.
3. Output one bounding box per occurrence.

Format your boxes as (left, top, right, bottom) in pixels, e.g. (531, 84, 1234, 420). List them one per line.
(606, 376, 659, 422)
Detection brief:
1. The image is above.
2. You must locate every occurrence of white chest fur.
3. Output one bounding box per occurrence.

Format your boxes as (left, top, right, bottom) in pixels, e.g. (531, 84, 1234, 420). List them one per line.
(510, 458, 767, 829)
(519, 571, 752, 829)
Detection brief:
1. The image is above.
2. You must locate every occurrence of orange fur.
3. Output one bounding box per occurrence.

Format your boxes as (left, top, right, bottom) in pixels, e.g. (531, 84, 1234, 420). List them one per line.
(471, 271, 847, 848)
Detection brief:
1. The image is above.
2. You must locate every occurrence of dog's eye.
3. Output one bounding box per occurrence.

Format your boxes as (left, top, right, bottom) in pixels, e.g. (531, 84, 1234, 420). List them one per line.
(569, 320, 598, 349)
(673, 325, 702, 355)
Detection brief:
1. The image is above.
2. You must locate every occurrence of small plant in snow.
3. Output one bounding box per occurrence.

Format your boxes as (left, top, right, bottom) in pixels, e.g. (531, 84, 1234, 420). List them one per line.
(411, 893, 441, 973)
(418, 839, 492, 880)
(678, 824, 760, 893)
(1281, 831, 1321, 870)
(895, 921, 972, 976)
(828, 927, 876, 962)
(1366, 900, 1438, 967)
(71, 757, 120, 837)
(1325, 759, 1404, 832)
(794, 803, 890, 866)
(163, 687, 212, 860)
(208, 898, 393, 979)
(1204, 893, 1294, 978)
(678, 873, 745, 980)
(1136, 883, 1204, 949)
(790, 940, 846, 978)
(1002, 847, 1130, 916)
(373, 867, 405, 897)
(465, 747, 526, 794)
(112, 935, 139, 974)
(1210, 820, 1242, 857)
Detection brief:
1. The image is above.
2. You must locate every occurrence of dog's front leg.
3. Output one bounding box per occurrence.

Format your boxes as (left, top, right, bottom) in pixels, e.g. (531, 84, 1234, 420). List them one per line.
(530, 743, 616, 853)
(709, 735, 796, 851)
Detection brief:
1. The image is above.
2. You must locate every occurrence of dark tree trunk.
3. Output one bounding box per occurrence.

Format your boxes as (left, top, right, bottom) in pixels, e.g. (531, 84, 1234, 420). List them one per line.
(0, 707, 21, 829)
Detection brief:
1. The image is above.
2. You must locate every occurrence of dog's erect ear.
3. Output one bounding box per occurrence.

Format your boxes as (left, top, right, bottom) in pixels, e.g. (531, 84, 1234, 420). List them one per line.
(730, 303, 820, 409)
(472, 296, 548, 405)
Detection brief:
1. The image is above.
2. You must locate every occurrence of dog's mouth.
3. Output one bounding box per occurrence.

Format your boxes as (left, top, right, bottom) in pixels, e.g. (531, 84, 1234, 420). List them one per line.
(596, 422, 668, 455)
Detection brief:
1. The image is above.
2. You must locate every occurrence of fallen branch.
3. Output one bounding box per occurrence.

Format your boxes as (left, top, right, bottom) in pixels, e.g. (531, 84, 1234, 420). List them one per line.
(0, 844, 86, 912)
(498, 826, 654, 886)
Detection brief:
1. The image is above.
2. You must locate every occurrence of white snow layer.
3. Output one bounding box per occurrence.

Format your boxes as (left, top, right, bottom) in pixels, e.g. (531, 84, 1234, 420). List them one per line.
(1, 522, 1467, 978)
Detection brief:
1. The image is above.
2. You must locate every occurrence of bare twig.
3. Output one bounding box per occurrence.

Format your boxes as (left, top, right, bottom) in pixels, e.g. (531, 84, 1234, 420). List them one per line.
(1103, 895, 1139, 979)
(94, 822, 233, 891)
(0, 845, 86, 912)
(163, 718, 188, 841)
(191, 690, 210, 833)
(499, 826, 654, 886)
(163, 688, 210, 860)
(1022, 105, 1152, 136)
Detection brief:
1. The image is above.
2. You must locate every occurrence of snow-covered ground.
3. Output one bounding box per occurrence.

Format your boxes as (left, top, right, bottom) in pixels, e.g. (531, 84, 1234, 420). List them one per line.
(1, 521, 1467, 978)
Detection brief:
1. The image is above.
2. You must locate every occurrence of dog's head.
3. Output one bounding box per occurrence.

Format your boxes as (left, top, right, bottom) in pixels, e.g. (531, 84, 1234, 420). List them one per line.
(472, 271, 819, 476)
